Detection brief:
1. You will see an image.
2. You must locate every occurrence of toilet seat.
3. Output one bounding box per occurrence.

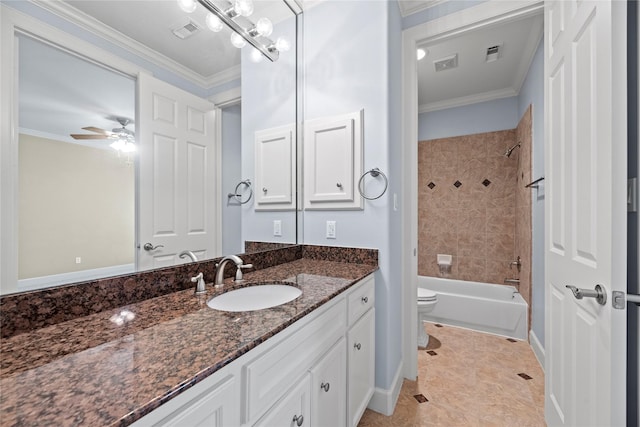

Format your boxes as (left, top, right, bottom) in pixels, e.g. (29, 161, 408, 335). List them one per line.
(417, 288, 437, 302)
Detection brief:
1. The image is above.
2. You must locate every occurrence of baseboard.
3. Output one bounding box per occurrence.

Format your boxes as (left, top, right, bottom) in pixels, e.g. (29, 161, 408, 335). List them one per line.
(367, 361, 404, 416)
(529, 329, 545, 371)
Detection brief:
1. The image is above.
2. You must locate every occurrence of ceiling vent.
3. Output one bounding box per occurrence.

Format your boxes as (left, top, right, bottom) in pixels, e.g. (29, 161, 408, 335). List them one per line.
(171, 19, 201, 40)
(433, 54, 458, 72)
(485, 44, 503, 62)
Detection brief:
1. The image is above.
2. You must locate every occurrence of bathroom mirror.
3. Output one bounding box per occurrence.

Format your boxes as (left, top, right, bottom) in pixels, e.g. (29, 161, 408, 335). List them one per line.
(0, 0, 301, 295)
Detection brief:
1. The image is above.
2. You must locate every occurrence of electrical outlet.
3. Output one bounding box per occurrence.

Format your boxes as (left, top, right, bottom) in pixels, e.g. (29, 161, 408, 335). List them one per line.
(273, 220, 282, 237)
(75, 257, 82, 264)
(326, 221, 336, 239)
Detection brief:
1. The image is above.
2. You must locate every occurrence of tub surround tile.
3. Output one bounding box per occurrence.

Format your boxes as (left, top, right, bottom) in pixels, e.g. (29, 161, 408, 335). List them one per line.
(1, 257, 378, 427)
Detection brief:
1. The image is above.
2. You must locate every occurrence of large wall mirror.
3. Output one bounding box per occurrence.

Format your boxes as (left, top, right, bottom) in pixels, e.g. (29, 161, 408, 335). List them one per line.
(0, 0, 302, 295)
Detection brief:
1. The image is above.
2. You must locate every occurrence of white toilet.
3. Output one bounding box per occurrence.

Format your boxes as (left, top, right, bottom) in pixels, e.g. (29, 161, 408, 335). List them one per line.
(417, 288, 438, 348)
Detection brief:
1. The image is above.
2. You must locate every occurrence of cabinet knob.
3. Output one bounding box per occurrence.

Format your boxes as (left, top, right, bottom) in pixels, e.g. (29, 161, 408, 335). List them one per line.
(354, 343, 362, 351)
(361, 296, 368, 304)
(262, 187, 268, 193)
(336, 182, 342, 188)
(293, 414, 304, 426)
(320, 382, 330, 392)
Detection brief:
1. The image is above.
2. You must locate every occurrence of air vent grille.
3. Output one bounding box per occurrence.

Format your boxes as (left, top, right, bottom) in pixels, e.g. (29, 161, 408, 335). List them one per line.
(433, 54, 458, 72)
(172, 19, 201, 39)
(485, 43, 503, 62)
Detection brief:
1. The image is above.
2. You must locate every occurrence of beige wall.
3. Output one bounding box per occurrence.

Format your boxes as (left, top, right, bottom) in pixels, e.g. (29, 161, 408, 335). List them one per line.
(18, 134, 134, 279)
(417, 109, 533, 312)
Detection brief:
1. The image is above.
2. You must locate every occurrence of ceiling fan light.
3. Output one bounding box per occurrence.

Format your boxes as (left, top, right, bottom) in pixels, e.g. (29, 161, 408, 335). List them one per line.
(110, 139, 126, 151)
(121, 142, 137, 153)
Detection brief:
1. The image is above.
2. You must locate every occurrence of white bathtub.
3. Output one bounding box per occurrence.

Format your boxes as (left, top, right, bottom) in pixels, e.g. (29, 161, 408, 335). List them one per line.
(419, 276, 528, 340)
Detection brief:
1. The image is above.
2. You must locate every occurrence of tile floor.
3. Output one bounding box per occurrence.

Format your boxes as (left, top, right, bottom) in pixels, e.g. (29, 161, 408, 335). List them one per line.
(358, 322, 546, 427)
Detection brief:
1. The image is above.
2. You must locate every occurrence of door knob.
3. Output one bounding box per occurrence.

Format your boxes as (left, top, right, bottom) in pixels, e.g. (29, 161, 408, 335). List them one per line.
(565, 284, 607, 305)
(143, 243, 164, 251)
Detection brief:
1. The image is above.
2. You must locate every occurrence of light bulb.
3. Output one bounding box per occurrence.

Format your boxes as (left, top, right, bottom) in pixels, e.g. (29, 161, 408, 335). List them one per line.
(121, 142, 136, 153)
(417, 48, 426, 60)
(233, 0, 254, 17)
(230, 32, 246, 48)
(255, 18, 273, 37)
(275, 37, 290, 52)
(110, 139, 125, 151)
(177, 0, 197, 13)
(206, 13, 223, 32)
(250, 47, 263, 63)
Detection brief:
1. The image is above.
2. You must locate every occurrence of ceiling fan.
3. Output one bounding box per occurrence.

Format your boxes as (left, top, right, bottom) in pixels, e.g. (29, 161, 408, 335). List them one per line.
(71, 117, 135, 152)
(70, 117, 134, 142)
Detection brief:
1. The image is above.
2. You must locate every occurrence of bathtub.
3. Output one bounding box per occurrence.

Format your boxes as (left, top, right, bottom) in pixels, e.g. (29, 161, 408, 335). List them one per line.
(419, 276, 528, 340)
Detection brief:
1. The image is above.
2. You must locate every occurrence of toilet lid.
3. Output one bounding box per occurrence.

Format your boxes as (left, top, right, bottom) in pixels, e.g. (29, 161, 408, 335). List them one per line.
(417, 288, 437, 301)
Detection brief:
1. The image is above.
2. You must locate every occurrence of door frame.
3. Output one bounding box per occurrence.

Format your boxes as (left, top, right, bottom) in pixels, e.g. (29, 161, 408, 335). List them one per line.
(400, 0, 544, 380)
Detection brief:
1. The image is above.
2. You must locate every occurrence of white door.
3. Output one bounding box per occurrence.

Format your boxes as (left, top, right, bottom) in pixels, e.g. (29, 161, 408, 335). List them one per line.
(544, 1, 627, 426)
(137, 73, 219, 270)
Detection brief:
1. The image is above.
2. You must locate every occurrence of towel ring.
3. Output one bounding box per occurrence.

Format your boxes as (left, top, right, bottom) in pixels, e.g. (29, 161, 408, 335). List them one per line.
(227, 179, 253, 204)
(358, 168, 388, 200)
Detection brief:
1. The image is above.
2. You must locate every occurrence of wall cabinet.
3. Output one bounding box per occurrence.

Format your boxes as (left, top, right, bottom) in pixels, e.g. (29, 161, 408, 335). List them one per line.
(132, 275, 375, 427)
(303, 110, 363, 210)
(254, 124, 295, 211)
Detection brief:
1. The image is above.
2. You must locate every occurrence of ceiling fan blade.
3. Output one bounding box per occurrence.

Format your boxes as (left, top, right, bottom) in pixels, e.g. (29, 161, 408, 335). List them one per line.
(70, 134, 110, 140)
(82, 126, 112, 135)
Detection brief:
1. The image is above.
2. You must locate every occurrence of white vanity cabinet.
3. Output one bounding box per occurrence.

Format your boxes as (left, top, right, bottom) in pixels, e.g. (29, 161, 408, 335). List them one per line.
(346, 276, 375, 427)
(132, 274, 375, 427)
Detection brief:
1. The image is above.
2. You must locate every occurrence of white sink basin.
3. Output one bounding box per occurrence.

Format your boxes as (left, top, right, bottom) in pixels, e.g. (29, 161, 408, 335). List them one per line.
(207, 284, 302, 312)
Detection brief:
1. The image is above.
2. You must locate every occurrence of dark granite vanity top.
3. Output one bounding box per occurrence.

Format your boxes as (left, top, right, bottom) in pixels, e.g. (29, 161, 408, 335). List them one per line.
(0, 257, 377, 426)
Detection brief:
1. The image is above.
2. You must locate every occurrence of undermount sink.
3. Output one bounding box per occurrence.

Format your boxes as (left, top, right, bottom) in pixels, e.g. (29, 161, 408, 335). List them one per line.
(207, 284, 302, 312)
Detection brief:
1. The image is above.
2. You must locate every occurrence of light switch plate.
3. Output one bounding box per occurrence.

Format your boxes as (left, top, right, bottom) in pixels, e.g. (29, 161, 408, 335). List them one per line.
(273, 220, 282, 237)
(326, 221, 336, 239)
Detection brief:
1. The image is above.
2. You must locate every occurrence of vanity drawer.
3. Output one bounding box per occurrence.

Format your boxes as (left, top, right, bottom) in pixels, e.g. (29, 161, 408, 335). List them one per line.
(347, 275, 375, 326)
(243, 299, 346, 423)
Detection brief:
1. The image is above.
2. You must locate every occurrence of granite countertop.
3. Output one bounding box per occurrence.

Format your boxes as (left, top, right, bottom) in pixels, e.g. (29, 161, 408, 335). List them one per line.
(0, 258, 378, 426)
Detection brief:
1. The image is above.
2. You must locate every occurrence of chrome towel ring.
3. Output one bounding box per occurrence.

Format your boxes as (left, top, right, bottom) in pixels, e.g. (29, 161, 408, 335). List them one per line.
(227, 179, 253, 204)
(358, 168, 388, 200)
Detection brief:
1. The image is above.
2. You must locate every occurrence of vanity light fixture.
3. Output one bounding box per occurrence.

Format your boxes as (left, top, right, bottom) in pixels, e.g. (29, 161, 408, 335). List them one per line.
(191, 0, 280, 61)
(177, 0, 198, 13)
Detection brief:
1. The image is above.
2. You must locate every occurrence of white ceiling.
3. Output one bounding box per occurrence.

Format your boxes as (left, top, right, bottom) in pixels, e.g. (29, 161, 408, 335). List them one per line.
(417, 13, 543, 113)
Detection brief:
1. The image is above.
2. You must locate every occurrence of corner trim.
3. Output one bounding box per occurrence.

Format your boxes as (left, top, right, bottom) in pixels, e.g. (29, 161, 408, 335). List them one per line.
(529, 329, 545, 371)
(367, 361, 403, 416)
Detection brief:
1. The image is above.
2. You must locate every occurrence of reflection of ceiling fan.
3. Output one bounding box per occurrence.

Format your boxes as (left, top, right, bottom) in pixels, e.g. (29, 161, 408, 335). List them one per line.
(71, 117, 136, 152)
(70, 117, 134, 141)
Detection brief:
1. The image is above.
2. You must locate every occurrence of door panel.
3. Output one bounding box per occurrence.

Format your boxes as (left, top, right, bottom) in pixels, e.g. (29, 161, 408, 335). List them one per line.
(138, 73, 218, 270)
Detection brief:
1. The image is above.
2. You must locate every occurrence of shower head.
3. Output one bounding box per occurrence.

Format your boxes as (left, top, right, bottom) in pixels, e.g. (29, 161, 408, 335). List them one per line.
(504, 142, 521, 158)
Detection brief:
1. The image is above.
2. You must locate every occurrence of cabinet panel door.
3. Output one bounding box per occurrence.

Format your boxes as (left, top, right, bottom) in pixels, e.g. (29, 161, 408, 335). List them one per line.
(157, 375, 238, 427)
(310, 338, 346, 427)
(254, 124, 295, 210)
(304, 110, 363, 210)
(253, 373, 311, 427)
(347, 309, 375, 427)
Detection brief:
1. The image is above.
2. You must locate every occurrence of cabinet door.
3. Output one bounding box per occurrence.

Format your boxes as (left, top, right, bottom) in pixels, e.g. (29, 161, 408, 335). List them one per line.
(254, 124, 295, 210)
(304, 110, 363, 210)
(347, 309, 375, 427)
(254, 373, 311, 427)
(156, 375, 238, 427)
(310, 338, 346, 427)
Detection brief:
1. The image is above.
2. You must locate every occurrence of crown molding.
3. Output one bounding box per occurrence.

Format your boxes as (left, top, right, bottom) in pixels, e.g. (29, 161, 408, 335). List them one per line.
(397, 0, 447, 18)
(31, 0, 239, 90)
(418, 87, 518, 114)
(209, 87, 241, 108)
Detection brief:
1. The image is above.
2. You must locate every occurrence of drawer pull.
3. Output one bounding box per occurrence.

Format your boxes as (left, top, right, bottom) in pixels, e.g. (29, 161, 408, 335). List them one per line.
(320, 382, 330, 392)
(361, 296, 369, 304)
(293, 414, 304, 426)
(354, 343, 362, 351)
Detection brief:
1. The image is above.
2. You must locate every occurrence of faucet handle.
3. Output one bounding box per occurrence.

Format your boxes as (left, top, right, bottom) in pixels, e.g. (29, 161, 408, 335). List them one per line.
(191, 272, 206, 294)
(234, 264, 254, 282)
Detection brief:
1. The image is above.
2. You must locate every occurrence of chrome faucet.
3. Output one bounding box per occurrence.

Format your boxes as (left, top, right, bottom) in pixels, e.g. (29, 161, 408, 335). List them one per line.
(191, 272, 206, 294)
(179, 250, 198, 262)
(214, 255, 244, 288)
(509, 256, 522, 272)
